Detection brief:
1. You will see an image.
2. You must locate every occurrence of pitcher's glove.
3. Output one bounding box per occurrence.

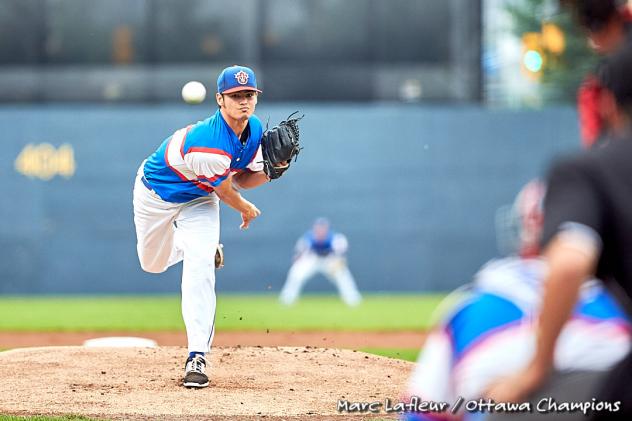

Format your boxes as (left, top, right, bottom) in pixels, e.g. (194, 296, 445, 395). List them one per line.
(260, 112, 304, 180)
(215, 244, 224, 269)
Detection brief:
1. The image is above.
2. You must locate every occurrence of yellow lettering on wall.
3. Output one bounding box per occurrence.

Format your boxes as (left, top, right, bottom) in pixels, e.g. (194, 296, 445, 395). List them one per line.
(14, 143, 76, 180)
(56, 144, 76, 178)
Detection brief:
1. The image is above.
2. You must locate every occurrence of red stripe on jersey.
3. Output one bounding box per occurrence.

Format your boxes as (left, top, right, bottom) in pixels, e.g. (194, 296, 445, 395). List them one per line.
(180, 125, 192, 158)
(199, 168, 231, 184)
(165, 126, 214, 193)
(187, 147, 233, 160)
(195, 182, 214, 193)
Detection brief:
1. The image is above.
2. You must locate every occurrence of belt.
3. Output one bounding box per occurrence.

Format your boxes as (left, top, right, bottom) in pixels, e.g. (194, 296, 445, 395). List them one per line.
(141, 175, 153, 192)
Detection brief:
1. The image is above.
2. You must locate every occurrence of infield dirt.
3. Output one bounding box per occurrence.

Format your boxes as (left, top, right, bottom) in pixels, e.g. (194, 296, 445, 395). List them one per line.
(0, 330, 425, 349)
(0, 346, 413, 420)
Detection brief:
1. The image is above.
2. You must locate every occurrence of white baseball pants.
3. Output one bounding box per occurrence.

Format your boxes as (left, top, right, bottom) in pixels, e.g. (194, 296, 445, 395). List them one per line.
(279, 254, 362, 306)
(133, 166, 219, 353)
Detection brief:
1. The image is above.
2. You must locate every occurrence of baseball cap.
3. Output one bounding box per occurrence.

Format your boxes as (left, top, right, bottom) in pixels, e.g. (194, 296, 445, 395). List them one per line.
(217, 65, 262, 94)
(313, 217, 330, 227)
(599, 45, 632, 107)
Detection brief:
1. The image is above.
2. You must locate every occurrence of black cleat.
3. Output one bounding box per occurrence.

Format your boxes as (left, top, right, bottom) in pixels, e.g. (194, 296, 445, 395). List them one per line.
(183, 355, 209, 388)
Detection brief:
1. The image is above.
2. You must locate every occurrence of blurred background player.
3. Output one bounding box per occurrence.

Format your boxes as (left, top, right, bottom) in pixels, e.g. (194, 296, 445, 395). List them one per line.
(401, 180, 631, 421)
(566, 0, 632, 147)
(486, 44, 632, 419)
(279, 218, 362, 307)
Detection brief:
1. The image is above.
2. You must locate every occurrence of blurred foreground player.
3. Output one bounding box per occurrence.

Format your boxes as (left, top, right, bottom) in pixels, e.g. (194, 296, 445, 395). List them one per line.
(279, 218, 362, 306)
(402, 181, 631, 421)
(486, 46, 632, 419)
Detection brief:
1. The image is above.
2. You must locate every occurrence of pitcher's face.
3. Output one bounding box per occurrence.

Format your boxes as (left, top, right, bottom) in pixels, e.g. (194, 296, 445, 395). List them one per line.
(217, 90, 258, 121)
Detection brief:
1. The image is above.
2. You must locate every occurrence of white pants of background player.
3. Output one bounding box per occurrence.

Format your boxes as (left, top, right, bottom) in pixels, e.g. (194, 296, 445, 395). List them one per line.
(279, 253, 362, 306)
(133, 165, 218, 353)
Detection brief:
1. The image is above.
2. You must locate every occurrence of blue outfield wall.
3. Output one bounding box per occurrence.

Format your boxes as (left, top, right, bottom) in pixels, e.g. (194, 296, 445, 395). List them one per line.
(0, 104, 579, 294)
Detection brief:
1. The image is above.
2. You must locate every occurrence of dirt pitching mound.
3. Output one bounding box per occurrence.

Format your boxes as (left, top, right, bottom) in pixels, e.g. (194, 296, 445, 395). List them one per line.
(0, 346, 414, 420)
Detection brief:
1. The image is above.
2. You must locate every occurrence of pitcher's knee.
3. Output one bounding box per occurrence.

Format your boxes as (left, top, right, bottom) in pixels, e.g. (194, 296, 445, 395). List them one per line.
(139, 257, 167, 274)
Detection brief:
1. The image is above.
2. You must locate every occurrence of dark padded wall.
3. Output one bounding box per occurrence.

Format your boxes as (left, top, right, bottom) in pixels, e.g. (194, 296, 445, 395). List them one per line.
(0, 104, 578, 294)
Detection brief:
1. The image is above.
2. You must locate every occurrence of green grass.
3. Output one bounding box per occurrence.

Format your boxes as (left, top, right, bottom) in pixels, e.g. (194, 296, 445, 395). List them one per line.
(0, 294, 443, 332)
(359, 347, 420, 362)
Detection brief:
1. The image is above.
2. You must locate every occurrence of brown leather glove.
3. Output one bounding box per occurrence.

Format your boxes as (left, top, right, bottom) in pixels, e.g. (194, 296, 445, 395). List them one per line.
(215, 244, 224, 269)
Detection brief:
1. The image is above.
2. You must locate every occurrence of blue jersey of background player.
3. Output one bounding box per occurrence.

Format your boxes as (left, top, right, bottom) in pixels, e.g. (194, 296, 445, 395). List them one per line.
(279, 218, 363, 306)
(297, 217, 345, 257)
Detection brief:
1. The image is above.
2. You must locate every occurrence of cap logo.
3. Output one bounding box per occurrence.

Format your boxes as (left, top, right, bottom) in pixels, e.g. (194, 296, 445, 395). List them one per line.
(234, 70, 249, 85)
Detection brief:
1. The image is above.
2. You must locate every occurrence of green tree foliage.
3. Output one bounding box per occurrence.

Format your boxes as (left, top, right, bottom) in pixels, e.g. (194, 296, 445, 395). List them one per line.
(508, 0, 598, 103)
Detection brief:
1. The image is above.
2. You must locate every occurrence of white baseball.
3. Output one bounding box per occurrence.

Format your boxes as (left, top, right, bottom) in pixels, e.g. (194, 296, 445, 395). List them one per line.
(181, 81, 206, 104)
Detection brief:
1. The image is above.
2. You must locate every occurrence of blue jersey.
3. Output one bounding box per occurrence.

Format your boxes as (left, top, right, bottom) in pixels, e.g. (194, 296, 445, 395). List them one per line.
(307, 231, 334, 256)
(143, 109, 264, 203)
(296, 230, 348, 257)
(403, 257, 631, 421)
(446, 282, 629, 363)
(444, 258, 630, 365)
